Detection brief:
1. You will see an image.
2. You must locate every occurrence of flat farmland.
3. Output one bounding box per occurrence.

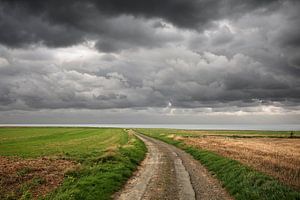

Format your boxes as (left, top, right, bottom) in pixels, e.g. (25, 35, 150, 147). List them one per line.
(0, 127, 146, 200)
(0, 127, 128, 157)
(142, 129, 300, 189)
(181, 136, 300, 189)
(138, 128, 300, 199)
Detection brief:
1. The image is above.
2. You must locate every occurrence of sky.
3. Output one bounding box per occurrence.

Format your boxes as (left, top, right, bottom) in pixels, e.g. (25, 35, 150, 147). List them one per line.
(0, 0, 299, 124)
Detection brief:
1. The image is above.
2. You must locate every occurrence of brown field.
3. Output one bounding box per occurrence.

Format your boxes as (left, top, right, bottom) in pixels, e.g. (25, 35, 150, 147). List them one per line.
(0, 156, 78, 199)
(177, 136, 300, 189)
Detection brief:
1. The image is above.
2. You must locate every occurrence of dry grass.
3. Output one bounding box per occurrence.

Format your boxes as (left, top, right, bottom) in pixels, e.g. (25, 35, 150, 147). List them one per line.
(178, 136, 300, 189)
(0, 156, 78, 199)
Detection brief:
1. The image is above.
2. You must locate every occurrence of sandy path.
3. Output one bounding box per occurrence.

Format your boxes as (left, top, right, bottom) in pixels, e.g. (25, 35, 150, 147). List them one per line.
(114, 130, 232, 200)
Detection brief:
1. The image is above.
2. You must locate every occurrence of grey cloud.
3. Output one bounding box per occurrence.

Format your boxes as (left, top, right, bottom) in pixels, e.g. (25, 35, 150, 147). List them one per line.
(189, 0, 300, 78)
(289, 54, 300, 68)
(210, 26, 234, 46)
(0, 46, 299, 112)
(93, 16, 183, 52)
(0, 1, 181, 52)
(95, 40, 121, 53)
(0, 0, 282, 51)
(0, 0, 299, 118)
(0, 3, 85, 48)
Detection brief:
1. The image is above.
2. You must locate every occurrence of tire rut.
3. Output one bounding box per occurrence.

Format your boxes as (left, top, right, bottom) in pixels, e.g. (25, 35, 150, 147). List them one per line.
(114, 130, 232, 200)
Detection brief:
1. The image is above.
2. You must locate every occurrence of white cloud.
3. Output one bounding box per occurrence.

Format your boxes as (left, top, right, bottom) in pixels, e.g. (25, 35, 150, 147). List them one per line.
(0, 57, 8, 67)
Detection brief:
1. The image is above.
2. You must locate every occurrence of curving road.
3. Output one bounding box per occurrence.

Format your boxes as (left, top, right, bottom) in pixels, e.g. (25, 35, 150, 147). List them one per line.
(114, 130, 232, 200)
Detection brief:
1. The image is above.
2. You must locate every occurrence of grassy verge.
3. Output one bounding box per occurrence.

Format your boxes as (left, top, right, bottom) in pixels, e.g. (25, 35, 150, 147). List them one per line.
(137, 129, 300, 200)
(47, 133, 146, 200)
(0, 127, 147, 200)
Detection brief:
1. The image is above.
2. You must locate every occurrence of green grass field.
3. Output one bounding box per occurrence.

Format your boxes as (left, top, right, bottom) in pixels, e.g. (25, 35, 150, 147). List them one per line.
(137, 128, 300, 200)
(0, 127, 128, 157)
(2, 127, 299, 200)
(0, 127, 146, 200)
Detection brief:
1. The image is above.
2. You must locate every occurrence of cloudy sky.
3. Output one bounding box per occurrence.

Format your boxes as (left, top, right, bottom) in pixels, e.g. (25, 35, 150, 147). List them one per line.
(0, 0, 299, 124)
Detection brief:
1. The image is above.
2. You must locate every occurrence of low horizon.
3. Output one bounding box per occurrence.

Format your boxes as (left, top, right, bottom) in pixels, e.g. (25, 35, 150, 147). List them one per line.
(1, 123, 300, 131)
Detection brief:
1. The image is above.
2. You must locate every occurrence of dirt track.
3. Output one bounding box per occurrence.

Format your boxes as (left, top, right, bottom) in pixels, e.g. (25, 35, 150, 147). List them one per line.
(115, 131, 232, 200)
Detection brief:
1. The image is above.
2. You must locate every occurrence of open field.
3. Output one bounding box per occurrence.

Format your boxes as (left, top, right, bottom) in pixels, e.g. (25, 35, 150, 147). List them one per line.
(136, 128, 300, 138)
(0, 127, 128, 157)
(2, 127, 299, 200)
(181, 136, 300, 189)
(138, 128, 300, 200)
(0, 127, 146, 200)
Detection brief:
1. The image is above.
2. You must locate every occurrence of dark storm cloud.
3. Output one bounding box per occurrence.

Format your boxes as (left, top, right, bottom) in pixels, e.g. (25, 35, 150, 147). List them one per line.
(0, 2, 85, 47)
(0, 0, 299, 116)
(0, 0, 282, 50)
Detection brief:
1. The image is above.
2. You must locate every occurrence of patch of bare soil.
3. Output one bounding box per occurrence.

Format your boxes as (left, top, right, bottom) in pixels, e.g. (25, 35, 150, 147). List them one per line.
(0, 156, 78, 199)
(179, 136, 300, 189)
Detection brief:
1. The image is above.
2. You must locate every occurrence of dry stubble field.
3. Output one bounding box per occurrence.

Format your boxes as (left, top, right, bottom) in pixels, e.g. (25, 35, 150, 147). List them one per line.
(174, 134, 300, 189)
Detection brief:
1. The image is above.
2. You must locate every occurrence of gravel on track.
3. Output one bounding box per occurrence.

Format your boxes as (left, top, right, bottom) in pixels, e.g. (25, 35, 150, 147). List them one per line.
(114, 130, 232, 200)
